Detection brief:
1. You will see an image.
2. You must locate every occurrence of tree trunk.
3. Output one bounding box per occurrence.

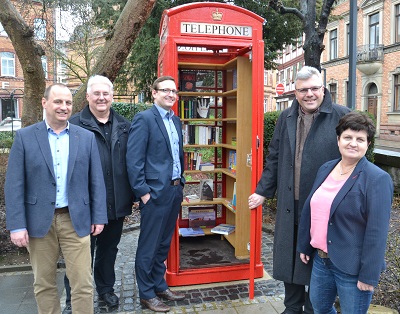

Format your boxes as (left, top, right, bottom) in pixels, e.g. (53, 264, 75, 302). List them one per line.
(72, 0, 156, 112)
(0, 0, 46, 126)
(268, 0, 336, 71)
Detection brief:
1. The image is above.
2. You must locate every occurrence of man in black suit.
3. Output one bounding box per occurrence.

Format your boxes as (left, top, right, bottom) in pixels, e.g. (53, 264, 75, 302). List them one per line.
(126, 76, 186, 312)
(62, 75, 134, 313)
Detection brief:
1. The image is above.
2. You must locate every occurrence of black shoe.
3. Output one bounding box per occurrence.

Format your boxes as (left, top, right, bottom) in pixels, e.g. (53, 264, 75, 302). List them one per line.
(99, 292, 119, 307)
(62, 304, 72, 314)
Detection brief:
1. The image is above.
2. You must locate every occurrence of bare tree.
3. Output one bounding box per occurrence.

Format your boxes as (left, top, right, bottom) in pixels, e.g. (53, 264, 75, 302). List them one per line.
(0, 0, 156, 124)
(269, 0, 337, 70)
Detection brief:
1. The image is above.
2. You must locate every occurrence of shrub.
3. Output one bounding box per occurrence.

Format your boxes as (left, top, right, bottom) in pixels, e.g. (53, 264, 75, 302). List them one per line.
(263, 111, 280, 167)
(112, 102, 151, 121)
(0, 132, 14, 151)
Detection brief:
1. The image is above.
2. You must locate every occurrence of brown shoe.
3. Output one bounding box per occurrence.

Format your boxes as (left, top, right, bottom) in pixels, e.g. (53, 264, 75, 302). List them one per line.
(140, 297, 170, 312)
(156, 288, 185, 301)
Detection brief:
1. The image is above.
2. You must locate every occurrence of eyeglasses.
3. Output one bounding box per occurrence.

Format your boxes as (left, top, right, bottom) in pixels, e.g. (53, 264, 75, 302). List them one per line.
(155, 88, 179, 95)
(296, 86, 323, 95)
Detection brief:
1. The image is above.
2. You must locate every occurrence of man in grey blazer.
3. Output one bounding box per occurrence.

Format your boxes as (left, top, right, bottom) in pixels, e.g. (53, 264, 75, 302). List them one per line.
(127, 76, 186, 312)
(5, 83, 107, 314)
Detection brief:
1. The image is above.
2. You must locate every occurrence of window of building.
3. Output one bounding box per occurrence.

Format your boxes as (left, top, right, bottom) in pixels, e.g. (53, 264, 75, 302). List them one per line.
(34, 18, 46, 40)
(394, 74, 400, 111)
(41, 56, 48, 79)
(330, 29, 338, 60)
(286, 68, 291, 82)
(329, 83, 337, 103)
(0, 22, 7, 36)
(138, 92, 145, 103)
(1, 52, 15, 77)
(396, 4, 400, 43)
(298, 61, 303, 72)
(369, 13, 379, 46)
(263, 97, 268, 113)
(264, 70, 268, 86)
(277, 100, 288, 111)
(0, 98, 18, 120)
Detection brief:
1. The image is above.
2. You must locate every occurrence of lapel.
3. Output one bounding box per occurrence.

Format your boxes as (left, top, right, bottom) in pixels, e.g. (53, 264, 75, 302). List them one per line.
(151, 105, 173, 156)
(35, 121, 55, 179)
(286, 103, 298, 157)
(67, 125, 79, 184)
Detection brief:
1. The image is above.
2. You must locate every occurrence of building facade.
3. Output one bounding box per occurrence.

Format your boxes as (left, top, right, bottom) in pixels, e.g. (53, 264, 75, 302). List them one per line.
(323, 0, 400, 140)
(266, 0, 400, 142)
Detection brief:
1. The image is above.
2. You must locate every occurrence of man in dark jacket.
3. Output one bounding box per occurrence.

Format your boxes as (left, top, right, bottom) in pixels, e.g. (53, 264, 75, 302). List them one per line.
(248, 66, 351, 314)
(63, 75, 134, 313)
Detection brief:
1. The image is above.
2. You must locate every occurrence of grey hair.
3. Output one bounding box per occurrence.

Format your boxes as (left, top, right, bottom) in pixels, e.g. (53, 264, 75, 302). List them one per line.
(87, 75, 113, 94)
(295, 66, 323, 85)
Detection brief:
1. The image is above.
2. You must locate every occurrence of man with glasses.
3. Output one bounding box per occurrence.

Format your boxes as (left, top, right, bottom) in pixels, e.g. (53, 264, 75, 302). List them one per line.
(127, 76, 185, 312)
(62, 75, 134, 313)
(248, 66, 350, 314)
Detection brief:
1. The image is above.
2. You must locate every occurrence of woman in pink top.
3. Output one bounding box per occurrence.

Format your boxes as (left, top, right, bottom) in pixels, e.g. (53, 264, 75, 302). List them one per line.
(297, 111, 393, 314)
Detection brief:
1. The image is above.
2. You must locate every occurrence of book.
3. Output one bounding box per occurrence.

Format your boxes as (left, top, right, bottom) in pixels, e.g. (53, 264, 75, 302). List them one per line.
(211, 224, 235, 235)
(180, 70, 196, 91)
(196, 97, 211, 118)
(231, 182, 237, 211)
(185, 194, 200, 202)
(199, 178, 214, 200)
(199, 162, 215, 171)
(179, 227, 205, 237)
(188, 208, 216, 228)
(228, 150, 236, 173)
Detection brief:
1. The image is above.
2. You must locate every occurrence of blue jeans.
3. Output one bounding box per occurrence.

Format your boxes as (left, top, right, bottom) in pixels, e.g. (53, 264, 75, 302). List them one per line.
(310, 254, 373, 314)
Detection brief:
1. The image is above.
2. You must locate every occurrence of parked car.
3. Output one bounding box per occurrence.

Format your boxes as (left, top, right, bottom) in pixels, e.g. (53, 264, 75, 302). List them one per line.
(0, 117, 21, 131)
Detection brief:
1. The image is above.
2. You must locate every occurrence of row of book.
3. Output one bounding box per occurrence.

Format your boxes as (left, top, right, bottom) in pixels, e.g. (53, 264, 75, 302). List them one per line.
(184, 152, 215, 171)
(179, 224, 235, 237)
(182, 124, 221, 145)
(178, 98, 211, 119)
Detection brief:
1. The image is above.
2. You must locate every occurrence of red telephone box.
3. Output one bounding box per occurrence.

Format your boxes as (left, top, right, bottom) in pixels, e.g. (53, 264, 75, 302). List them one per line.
(158, 3, 265, 290)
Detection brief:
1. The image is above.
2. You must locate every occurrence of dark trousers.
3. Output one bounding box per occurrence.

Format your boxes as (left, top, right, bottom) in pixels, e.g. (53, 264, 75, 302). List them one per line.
(283, 282, 313, 314)
(64, 217, 125, 304)
(136, 184, 183, 300)
(284, 201, 313, 314)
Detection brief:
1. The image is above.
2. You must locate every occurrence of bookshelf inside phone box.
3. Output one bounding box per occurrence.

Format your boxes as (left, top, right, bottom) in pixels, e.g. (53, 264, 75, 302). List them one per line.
(158, 2, 265, 287)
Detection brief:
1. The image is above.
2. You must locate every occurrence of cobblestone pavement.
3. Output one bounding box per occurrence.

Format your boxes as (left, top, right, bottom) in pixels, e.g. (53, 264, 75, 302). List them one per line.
(93, 227, 285, 313)
(0, 226, 285, 314)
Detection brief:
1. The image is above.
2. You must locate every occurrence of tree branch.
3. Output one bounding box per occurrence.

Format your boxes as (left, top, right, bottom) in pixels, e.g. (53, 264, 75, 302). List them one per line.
(268, 0, 305, 23)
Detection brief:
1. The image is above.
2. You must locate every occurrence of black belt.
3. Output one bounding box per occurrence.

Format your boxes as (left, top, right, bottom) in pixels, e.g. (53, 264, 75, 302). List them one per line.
(171, 179, 180, 186)
(55, 206, 69, 214)
(317, 249, 329, 259)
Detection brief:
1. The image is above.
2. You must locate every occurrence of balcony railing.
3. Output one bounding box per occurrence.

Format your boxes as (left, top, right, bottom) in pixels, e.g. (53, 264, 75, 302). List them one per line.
(357, 44, 383, 63)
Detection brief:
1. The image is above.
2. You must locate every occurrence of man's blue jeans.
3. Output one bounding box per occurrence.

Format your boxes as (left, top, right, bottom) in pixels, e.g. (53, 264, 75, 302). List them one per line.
(310, 254, 373, 314)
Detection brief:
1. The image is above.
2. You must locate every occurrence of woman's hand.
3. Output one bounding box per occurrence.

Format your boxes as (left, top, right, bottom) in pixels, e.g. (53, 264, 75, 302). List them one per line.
(357, 281, 374, 292)
(300, 253, 310, 264)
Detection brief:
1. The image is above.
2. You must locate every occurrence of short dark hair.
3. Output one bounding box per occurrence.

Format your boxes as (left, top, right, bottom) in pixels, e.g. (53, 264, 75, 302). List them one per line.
(43, 83, 69, 100)
(152, 76, 175, 90)
(336, 111, 375, 142)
